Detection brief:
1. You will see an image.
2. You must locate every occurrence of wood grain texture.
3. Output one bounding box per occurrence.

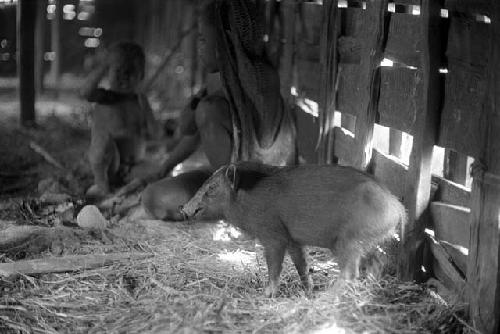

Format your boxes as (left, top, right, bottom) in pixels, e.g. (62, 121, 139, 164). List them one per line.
(445, 0, 491, 15)
(430, 202, 470, 249)
(466, 1, 500, 332)
(372, 149, 408, 200)
(385, 13, 422, 67)
(432, 176, 471, 208)
(378, 67, 420, 134)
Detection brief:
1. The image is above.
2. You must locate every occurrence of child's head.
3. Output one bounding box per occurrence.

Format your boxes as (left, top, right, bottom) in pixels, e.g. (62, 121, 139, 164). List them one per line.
(107, 41, 145, 93)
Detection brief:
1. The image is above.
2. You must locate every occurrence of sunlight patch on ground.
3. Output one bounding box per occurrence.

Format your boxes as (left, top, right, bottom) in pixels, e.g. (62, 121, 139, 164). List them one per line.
(313, 323, 348, 334)
(212, 221, 242, 241)
(217, 249, 256, 269)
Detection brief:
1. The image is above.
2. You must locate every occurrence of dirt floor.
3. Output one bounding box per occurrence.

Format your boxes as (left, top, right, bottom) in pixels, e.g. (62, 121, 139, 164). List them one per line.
(0, 94, 478, 333)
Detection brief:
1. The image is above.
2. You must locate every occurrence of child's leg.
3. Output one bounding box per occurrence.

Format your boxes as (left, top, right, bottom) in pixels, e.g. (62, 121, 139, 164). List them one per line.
(87, 137, 120, 197)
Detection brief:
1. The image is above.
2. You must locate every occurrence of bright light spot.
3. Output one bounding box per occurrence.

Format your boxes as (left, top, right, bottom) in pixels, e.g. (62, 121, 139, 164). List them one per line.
(424, 228, 435, 237)
(373, 123, 390, 154)
(290, 86, 298, 96)
(431, 145, 445, 176)
(218, 249, 255, 268)
(312, 260, 339, 272)
(393, 233, 400, 241)
(439, 68, 449, 74)
(263, 34, 269, 42)
(47, 4, 56, 14)
(401, 132, 413, 165)
(333, 111, 342, 127)
(476, 14, 491, 24)
(297, 98, 319, 118)
(1, 39, 7, 48)
(380, 58, 394, 67)
(362, 2, 366, 10)
(84, 38, 100, 48)
(94, 28, 102, 37)
(411, 5, 421, 16)
(213, 222, 242, 241)
(64, 12, 76, 20)
(44, 52, 56, 61)
(63, 4, 75, 13)
(172, 163, 183, 177)
(313, 322, 347, 334)
(337, 0, 347, 8)
(440, 9, 449, 18)
(388, 3, 395, 13)
(78, 11, 91, 21)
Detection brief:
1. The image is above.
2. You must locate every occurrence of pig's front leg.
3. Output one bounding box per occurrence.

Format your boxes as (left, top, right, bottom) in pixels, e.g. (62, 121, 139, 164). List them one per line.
(288, 241, 313, 296)
(262, 240, 287, 297)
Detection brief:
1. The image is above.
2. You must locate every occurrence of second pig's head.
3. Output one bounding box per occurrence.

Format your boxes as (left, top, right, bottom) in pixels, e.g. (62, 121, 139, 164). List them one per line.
(180, 165, 238, 220)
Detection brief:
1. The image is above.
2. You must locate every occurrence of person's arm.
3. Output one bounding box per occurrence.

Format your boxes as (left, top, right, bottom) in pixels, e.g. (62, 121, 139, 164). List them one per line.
(80, 63, 108, 101)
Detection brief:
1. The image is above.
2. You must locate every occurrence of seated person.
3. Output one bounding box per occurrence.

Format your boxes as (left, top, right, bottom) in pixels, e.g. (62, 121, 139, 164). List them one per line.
(81, 41, 159, 198)
(130, 0, 297, 220)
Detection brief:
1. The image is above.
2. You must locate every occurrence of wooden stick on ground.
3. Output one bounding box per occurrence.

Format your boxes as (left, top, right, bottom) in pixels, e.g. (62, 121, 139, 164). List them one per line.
(29, 141, 65, 170)
(0, 252, 153, 278)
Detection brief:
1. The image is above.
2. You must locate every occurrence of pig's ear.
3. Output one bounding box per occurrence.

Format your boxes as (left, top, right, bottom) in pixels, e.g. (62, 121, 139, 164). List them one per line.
(225, 164, 239, 190)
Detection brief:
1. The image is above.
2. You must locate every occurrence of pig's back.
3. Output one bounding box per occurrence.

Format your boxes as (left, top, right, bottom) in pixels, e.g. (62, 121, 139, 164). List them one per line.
(255, 165, 402, 248)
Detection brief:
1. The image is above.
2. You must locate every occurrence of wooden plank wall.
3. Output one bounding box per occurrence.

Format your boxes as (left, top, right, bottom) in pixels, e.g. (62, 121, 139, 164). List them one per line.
(289, 1, 500, 332)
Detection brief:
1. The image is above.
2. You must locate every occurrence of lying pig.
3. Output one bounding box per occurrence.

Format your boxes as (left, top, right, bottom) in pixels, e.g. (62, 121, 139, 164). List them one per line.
(181, 162, 406, 297)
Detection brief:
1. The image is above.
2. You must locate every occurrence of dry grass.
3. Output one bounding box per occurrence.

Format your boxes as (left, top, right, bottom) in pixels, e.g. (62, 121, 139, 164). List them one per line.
(0, 219, 476, 334)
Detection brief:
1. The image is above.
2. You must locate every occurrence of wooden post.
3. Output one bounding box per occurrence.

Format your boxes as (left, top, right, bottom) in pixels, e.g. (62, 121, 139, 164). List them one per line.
(389, 128, 403, 159)
(466, 1, 500, 332)
(49, 0, 61, 91)
(398, 0, 442, 281)
(34, 0, 46, 95)
(280, 0, 296, 105)
(444, 150, 467, 185)
(341, 113, 355, 133)
(318, 0, 339, 164)
(351, 0, 388, 170)
(17, 0, 37, 126)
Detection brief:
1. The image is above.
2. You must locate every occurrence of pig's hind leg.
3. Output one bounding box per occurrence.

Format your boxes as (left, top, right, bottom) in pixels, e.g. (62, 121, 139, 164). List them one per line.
(288, 241, 313, 295)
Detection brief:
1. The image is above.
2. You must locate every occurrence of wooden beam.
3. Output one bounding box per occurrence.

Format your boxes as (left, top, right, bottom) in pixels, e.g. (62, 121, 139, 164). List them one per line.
(17, 0, 37, 126)
(352, 0, 388, 170)
(34, 0, 46, 95)
(398, 0, 443, 282)
(466, 1, 500, 332)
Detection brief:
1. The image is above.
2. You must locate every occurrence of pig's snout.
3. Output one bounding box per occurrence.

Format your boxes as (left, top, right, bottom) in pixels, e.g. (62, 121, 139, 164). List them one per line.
(178, 204, 203, 219)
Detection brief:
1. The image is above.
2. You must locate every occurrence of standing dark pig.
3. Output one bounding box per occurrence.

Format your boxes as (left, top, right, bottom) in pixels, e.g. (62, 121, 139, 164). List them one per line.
(181, 162, 406, 297)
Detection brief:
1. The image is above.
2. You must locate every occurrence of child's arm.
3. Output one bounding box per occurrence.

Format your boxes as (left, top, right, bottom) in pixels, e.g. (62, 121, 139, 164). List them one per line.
(80, 63, 108, 101)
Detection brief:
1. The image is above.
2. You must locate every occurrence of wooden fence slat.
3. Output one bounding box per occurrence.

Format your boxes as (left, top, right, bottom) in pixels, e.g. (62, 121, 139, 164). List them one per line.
(445, 0, 491, 15)
(430, 238, 467, 296)
(281, 0, 296, 104)
(378, 67, 420, 134)
(337, 64, 363, 116)
(349, 0, 388, 170)
(389, 128, 403, 159)
(439, 63, 487, 159)
(398, 0, 443, 282)
(295, 106, 319, 164)
(432, 176, 471, 207)
(385, 13, 422, 67)
(430, 202, 470, 249)
(466, 1, 500, 332)
(372, 149, 408, 199)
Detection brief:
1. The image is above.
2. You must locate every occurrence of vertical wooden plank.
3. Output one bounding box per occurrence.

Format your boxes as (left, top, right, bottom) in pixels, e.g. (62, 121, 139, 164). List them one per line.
(341, 113, 356, 133)
(444, 150, 468, 185)
(318, 0, 339, 164)
(34, 0, 46, 95)
(466, 1, 500, 332)
(49, 0, 61, 91)
(17, 0, 37, 126)
(398, 0, 443, 281)
(389, 128, 403, 159)
(281, 0, 296, 105)
(351, 0, 388, 170)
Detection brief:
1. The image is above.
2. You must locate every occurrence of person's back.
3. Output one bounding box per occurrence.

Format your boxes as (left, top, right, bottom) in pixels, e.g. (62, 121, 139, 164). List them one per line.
(82, 42, 157, 198)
